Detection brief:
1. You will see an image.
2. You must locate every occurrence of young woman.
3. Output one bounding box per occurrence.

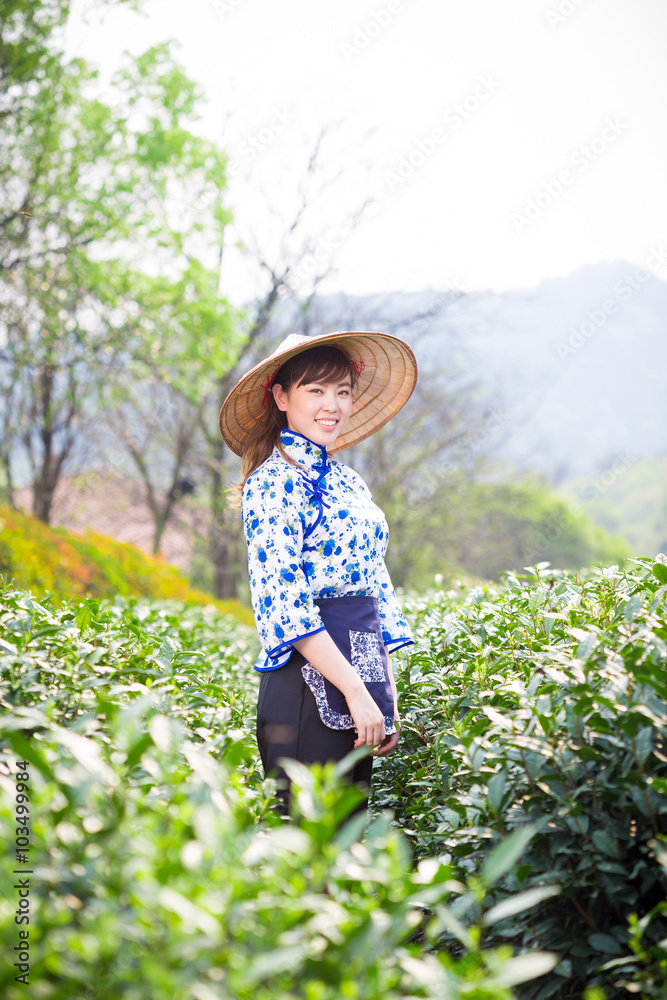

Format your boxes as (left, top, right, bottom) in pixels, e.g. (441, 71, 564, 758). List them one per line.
(220, 331, 418, 819)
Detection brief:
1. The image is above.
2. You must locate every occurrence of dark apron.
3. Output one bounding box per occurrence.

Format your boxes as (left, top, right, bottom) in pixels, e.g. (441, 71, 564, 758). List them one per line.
(302, 595, 396, 734)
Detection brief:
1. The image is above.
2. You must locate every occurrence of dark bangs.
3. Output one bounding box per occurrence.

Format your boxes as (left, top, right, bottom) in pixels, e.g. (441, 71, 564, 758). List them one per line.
(275, 346, 357, 392)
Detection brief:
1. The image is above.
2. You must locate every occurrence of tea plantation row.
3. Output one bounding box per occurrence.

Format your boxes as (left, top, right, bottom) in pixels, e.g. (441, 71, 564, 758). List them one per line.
(1, 557, 666, 998)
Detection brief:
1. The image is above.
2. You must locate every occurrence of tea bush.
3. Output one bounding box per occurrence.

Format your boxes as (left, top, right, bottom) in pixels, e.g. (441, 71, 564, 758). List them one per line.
(4, 557, 666, 998)
(0, 587, 558, 999)
(373, 558, 667, 998)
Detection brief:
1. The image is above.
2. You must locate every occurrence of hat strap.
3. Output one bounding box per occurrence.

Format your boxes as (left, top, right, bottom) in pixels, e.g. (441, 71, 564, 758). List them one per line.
(261, 364, 282, 409)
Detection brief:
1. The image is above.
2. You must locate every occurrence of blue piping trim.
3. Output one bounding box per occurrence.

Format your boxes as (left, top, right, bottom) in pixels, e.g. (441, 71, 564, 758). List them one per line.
(266, 624, 327, 661)
(279, 427, 333, 540)
(384, 638, 415, 654)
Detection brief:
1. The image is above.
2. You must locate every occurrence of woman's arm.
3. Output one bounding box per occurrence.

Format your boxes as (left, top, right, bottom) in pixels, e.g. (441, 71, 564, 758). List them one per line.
(293, 630, 385, 747)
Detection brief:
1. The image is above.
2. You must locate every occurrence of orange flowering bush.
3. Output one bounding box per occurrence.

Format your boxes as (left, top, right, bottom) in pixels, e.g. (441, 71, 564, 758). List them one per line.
(0, 505, 252, 624)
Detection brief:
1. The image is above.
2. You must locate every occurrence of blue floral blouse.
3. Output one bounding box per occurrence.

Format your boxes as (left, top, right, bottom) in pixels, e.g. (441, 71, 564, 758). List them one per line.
(241, 428, 415, 672)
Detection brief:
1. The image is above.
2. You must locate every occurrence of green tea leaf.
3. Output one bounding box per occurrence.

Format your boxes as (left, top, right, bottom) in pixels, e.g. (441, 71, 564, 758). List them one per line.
(481, 825, 539, 888)
(483, 885, 561, 925)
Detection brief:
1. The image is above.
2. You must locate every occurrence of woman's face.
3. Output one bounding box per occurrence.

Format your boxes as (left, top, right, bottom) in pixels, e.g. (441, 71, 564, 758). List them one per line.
(272, 374, 354, 448)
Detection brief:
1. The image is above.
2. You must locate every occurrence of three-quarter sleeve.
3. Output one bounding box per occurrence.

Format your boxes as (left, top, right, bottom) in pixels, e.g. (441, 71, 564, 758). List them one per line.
(376, 556, 415, 654)
(241, 468, 327, 663)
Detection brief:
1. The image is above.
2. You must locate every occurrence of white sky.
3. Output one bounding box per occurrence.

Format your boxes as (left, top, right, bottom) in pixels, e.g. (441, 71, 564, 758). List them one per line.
(65, 0, 667, 300)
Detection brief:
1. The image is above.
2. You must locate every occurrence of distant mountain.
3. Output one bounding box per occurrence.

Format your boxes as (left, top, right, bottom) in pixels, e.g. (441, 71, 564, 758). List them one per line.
(279, 260, 667, 483)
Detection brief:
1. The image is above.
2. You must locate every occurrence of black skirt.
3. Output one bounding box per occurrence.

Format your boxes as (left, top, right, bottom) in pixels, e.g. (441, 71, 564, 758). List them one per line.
(255, 595, 396, 815)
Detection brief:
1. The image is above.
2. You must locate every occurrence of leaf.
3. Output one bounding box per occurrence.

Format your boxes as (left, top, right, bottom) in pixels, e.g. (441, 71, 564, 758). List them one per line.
(652, 562, 667, 585)
(591, 830, 620, 859)
(52, 728, 118, 786)
(75, 605, 92, 633)
(568, 628, 593, 641)
(278, 757, 316, 790)
(624, 593, 643, 621)
(156, 636, 179, 667)
(148, 714, 176, 751)
(240, 945, 309, 985)
(157, 887, 220, 935)
(495, 951, 560, 987)
(481, 706, 513, 731)
(481, 825, 540, 888)
(0, 706, 49, 730)
(588, 933, 623, 955)
(483, 885, 561, 925)
(487, 769, 508, 814)
(576, 633, 597, 661)
(433, 903, 475, 949)
(543, 613, 567, 635)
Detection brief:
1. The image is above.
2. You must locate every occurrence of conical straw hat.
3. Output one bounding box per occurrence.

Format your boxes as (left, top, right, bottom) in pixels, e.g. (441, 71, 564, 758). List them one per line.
(219, 330, 418, 456)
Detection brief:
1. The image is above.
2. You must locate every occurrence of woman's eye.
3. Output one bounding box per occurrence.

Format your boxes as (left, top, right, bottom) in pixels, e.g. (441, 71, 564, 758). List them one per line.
(309, 387, 349, 394)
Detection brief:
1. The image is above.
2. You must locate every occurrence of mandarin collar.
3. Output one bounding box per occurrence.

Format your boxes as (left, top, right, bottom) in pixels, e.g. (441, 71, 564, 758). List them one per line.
(277, 427, 331, 474)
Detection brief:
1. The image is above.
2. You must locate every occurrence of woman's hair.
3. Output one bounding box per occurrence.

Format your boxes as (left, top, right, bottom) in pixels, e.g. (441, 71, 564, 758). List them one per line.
(225, 345, 361, 510)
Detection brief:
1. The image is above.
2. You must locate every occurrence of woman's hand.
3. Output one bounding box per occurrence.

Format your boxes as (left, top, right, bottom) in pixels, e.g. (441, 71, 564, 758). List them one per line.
(345, 684, 386, 747)
(372, 719, 401, 757)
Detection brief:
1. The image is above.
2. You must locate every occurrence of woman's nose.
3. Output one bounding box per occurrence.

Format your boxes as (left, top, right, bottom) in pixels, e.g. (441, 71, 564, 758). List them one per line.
(322, 392, 339, 410)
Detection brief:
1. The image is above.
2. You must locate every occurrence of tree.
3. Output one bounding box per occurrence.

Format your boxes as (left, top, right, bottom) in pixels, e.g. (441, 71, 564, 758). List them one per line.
(0, 7, 238, 528)
(1, 2, 378, 600)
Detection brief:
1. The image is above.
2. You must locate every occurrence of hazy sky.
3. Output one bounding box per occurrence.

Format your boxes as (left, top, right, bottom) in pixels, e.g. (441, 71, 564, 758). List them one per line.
(65, 0, 667, 301)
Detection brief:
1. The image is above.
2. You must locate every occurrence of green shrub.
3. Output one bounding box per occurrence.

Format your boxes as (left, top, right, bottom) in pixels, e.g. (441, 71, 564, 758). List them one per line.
(373, 558, 667, 997)
(0, 588, 558, 999)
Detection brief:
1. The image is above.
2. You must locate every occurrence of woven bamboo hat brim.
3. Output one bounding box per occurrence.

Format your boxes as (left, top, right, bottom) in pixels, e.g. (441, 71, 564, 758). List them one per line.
(219, 330, 418, 457)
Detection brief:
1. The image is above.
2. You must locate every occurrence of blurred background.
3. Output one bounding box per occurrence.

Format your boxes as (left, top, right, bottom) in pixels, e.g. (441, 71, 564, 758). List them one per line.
(1, 0, 666, 606)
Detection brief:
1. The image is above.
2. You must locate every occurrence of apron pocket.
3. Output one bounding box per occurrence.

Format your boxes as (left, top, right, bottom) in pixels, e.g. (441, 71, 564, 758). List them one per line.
(301, 664, 355, 730)
(349, 629, 385, 682)
(301, 626, 396, 734)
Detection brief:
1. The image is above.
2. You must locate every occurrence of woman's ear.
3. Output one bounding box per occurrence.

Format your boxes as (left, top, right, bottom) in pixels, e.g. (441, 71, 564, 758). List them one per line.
(272, 383, 286, 411)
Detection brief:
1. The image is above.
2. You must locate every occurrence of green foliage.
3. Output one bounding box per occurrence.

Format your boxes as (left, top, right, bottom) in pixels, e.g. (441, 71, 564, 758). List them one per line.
(597, 837, 667, 996)
(0, 504, 253, 623)
(4, 546, 666, 997)
(559, 452, 667, 564)
(0, 2, 139, 102)
(383, 476, 629, 593)
(373, 558, 667, 997)
(0, 587, 558, 999)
